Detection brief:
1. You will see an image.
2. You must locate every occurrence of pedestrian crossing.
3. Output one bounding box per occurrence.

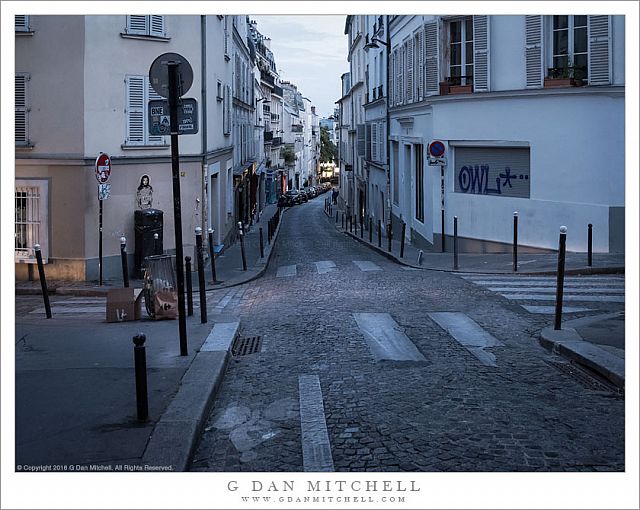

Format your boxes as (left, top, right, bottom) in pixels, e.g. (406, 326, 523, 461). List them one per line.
(276, 260, 386, 278)
(29, 297, 107, 316)
(459, 274, 625, 313)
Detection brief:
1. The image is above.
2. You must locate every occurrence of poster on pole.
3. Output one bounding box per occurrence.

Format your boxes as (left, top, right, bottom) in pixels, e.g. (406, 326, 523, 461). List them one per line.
(98, 183, 111, 200)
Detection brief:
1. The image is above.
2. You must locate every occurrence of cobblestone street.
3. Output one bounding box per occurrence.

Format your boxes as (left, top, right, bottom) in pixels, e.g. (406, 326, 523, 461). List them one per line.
(191, 199, 625, 472)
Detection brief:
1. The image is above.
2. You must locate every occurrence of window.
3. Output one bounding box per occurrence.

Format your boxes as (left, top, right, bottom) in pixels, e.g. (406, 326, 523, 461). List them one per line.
(415, 145, 424, 222)
(15, 73, 30, 146)
(551, 15, 588, 79)
(126, 15, 166, 38)
(125, 75, 165, 146)
(449, 18, 474, 86)
(15, 15, 30, 32)
(15, 180, 48, 262)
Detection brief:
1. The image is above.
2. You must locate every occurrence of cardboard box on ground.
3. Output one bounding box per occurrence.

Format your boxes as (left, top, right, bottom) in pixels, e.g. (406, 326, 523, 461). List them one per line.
(106, 288, 143, 323)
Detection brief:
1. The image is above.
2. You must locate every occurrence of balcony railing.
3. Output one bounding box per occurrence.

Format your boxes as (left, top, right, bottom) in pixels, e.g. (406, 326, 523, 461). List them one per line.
(264, 131, 273, 142)
(271, 137, 282, 147)
(271, 113, 280, 123)
(272, 85, 283, 97)
(291, 124, 303, 133)
(260, 70, 275, 87)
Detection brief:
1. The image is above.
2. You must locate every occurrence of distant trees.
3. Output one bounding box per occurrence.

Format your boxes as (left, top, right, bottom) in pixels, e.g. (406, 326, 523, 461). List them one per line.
(320, 126, 337, 163)
(281, 146, 296, 165)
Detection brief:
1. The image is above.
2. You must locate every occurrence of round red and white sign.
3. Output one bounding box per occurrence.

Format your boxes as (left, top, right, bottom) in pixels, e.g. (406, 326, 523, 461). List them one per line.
(95, 153, 111, 184)
(428, 140, 445, 158)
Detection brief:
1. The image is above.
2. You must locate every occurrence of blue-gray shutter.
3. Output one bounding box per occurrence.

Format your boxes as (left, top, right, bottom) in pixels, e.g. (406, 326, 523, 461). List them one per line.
(417, 29, 425, 101)
(15, 74, 29, 144)
(150, 15, 165, 37)
(126, 76, 145, 144)
(525, 15, 543, 88)
(127, 15, 147, 35)
(406, 39, 414, 103)
(588, 15, 611, 85)
(473, 15, 489, 92)
(357, 124, 365, 157)
(147, 77, 164, 144)
(424, 20, 439, 95)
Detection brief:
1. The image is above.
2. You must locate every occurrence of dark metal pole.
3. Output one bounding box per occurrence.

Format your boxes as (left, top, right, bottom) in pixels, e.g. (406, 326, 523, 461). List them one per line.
(99, 198, 103, 285)
(378, 219, 382, 248)
(195, 228, 207, 324)
(133, 334, 149, 422)
(168, 61, 188, 356)
(341, 212, 344, 229)
(336, 210, 339, 224)
(185, 256, 193, 316)
(360, 216, 363, 238)
(400, 222, 406, 258)
(259, 227, 264, 258)
(238, 222, 247, 271)
(588, 223, 593, 267)
(387, 222, 392, 252)
(453, 216, 459, 270)
(513, 211, 518, 272)
(369, 217, 372, 243)
(208, 228, 218, 283)
(554, 226, 568, 331)
(34, 244, 51, 319)
(441, 209, 445, 253)
(153, 233, 159, 255)
(120, 237, 129, 288)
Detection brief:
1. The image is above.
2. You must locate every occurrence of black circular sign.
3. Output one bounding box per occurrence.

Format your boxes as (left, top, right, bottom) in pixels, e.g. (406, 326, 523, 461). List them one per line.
(149, 52, 193, 98)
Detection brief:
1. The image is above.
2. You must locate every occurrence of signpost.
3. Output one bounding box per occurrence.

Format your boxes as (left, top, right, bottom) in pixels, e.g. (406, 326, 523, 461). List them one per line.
(149, 98, 198, 136)
(149, 52, 194, 357)
(429, 141, 447, 252)
(95, 153, 111, 285)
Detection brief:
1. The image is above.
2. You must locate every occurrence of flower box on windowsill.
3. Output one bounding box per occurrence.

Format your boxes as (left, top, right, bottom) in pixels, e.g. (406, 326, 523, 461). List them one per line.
(543, 77, 585, 88)
(448, 84, 473, 94)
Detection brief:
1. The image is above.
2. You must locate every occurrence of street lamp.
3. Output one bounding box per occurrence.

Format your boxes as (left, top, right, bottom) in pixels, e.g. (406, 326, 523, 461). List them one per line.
(363, 37, 389, 51)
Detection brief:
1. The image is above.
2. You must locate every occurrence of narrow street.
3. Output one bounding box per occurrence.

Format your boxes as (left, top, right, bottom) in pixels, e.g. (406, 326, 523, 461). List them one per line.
(190, 198, 625, 472)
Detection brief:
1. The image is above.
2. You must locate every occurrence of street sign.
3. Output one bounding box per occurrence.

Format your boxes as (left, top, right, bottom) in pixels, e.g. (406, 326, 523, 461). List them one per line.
(98, 183, 111, 200)
(148, 52, 193, 99)
(148, 98, 198, 135)
(428, 140, 446, 158)
(428, 156, 447, 166)
(95, 153, 111, 184)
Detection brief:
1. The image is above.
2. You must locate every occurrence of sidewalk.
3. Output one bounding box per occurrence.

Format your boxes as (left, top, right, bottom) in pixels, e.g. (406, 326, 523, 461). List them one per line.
(14, 203, 286, 471)
(326, 206, 625, 389)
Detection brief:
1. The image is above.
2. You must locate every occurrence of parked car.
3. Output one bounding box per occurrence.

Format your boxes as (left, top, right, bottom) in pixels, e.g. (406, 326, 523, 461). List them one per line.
(280, 190, 301, 207)
(298, 189, 309, 202)
(304, 186, 316, 198)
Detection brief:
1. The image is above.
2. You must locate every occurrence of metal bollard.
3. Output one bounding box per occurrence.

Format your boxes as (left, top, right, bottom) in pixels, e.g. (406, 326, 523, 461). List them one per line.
(195, 228, 207, 324)
(341, 212, 344, 229)
(513, 212, 518, 272)
(208, 228, 218, 284)
(153, 232, 159, 255)
(133, 334, 149, 422)
(387, 223, 392, 252)
(360, 217, 363, 238)
(453, 216, 459, 270)
(34, 244, 52, 319)
(417, 249, 424, 266)
(336, 210, 339, 223)
(587, 223, 593, 267)
(369, 217, 372, 243)
(554, 226, 568, 330)
(120, 237, 129, 288)
(400, 222, 406, 258)
(378, 219, 382, 248)
(238, 222, 247, 271)
(185, 256, 193, 316)
(259, 227, 264, 259)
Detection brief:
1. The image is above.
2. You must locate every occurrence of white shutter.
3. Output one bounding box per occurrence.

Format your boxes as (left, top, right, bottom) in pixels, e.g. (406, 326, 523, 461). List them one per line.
(398, 46, 404, 104)
(15, 74, 28, 144)
(150, 16, 165, 37)
(378, 122, 385, 162)
(417, 29, 425, 100)
(391, 49, 397, 107)
(588, 15, 611, 85)
(126, 76, 145, 144)
(424, 21, 440, 95)
(127, 15, 147, 35)
(524, 15, 543, 88)
(473, 15, 490, 92)
(15, 15, 29, 31)
(372, 123, 378, 161)
(406, 39, 414, 103)
(224, 85, 231, 135)
(365, 123, 372, 161)
(147, 77, 164, 144)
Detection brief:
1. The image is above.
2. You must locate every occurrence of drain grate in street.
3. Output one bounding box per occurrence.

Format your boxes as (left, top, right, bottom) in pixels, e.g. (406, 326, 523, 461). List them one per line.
(546, 360, 623, 396)
(232, 336, 263, 356)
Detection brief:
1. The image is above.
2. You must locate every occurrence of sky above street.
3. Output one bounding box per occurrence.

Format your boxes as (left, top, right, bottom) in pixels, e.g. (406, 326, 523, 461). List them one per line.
(252, 15, 349, 119)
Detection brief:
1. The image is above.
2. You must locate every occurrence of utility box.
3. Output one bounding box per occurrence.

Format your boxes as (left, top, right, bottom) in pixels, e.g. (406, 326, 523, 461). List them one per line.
(106, 288, 143, 323)
(134, 209, 163, 278)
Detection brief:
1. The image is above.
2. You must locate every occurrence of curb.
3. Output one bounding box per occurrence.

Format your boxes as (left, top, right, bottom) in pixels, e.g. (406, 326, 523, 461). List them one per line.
(539, 326, 624, 389)
(141, 321, 240, 471)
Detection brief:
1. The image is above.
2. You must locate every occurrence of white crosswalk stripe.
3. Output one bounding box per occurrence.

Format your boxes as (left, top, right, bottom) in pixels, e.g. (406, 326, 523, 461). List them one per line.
(460, 274, 624, 313)
(30, 297, 106, 315)
(352, 260, 382, 272)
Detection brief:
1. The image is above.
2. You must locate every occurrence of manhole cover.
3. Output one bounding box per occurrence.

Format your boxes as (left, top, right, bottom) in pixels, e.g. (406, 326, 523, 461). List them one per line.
(232, 336, 263, 356)
(546, 360, 623, 396)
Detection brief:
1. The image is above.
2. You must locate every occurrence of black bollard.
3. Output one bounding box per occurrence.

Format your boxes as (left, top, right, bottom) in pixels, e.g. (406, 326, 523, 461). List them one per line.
(513, 212, 518, 272)
(587, 223, 593, 267)
(133, 334, 149, 422)
(453, 216, 459, 270)
(34, 244, 51, 319)
(378, 219, 382, 248)
(360, 217, 363, 238)
(238, 222, 247, 271)
(387, 223, 392, 252)
(341, 212, 344, 229)
(208, 228, 218, 284)
(400, 222, 406, 258)
(195, 228, 207, 324)
(120, 237, 129, 288)
(259, 227, 264, 258)
(336, 210, 339, 224)
(185, 256, 193, 316)
(369, 217, 372, 243)
(554, 226, 568, 330)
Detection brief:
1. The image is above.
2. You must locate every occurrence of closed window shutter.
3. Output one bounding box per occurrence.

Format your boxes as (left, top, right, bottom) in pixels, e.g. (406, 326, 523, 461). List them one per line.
(357, 124, 365, 156)
(406, 40, 414, 103)
(371, 123, 378, 161)
(15, 74, 28, 144)
(473, 15, 489, 92)
(150, 15, 165, 37)
(417, 29, 425, 100)
(224, 85, 231, 135)
(15, 15, 29, 31)
(127, 15, 147, 35)
(378, 122, 385, 162)
(147, 78, 164, 144)
(424, 21, 440, 95)
(524, 15, 543, 88)
(398, 46, 404, 104)
(588, 15, 611, 85)
(126, 76, 144, 144)
(365, 123, 372, 160)
(391, 49, 397, 106)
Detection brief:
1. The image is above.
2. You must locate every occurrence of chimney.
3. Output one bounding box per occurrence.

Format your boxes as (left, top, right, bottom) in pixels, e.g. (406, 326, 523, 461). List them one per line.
(311, 106, 316, 114)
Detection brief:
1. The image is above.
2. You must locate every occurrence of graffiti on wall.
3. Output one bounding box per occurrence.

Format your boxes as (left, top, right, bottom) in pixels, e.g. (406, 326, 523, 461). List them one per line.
(457, 165, 529, 195)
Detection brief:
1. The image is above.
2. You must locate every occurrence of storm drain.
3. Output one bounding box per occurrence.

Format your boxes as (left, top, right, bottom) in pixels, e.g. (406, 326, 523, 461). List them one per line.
(232, 336, 263, 356)
(546, 360, 623, 396)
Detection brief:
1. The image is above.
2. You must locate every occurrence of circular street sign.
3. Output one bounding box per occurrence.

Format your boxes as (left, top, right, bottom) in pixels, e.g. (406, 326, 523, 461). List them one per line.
(149, 52, 193, 99)
(429, 140, 446, 158)
(95, 153, 111, 184)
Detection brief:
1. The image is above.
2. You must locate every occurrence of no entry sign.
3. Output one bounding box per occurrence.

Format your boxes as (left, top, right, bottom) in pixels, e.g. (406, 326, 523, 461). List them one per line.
(95, 153, 111, 184)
